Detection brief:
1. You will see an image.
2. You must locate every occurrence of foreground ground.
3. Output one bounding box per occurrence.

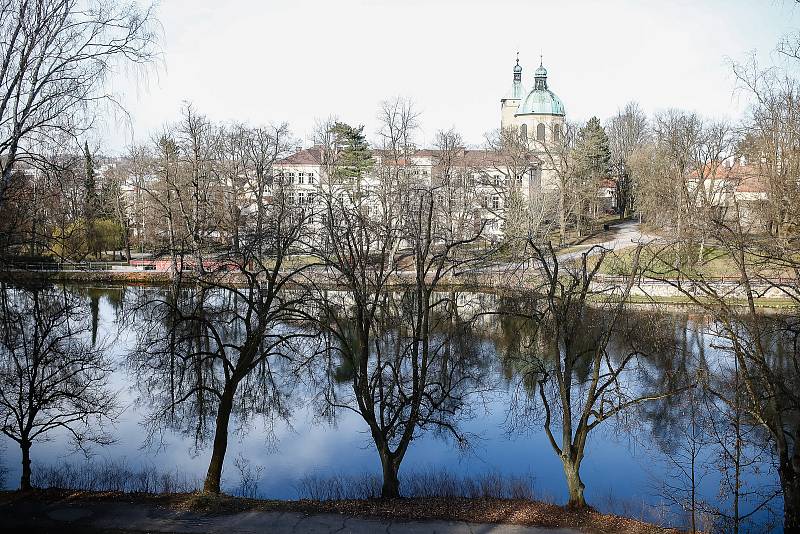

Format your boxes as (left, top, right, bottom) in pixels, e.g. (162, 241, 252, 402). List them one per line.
(0, 490, 680, 534)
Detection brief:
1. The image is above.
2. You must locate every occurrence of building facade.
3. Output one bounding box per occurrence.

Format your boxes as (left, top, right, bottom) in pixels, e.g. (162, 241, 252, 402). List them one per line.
(271, 55, 570, 242)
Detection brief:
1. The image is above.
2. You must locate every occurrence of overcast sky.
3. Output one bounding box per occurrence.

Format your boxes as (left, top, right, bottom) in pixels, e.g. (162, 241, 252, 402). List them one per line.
(102, 0, 800, 153)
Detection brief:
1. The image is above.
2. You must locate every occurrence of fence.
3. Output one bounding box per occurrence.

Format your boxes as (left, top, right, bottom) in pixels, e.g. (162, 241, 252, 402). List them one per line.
(0, 261, 130, 272)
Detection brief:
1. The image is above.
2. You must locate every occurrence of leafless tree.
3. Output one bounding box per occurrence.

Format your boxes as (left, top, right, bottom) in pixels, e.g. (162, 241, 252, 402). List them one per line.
(504, 244, 687, 508)
(129, 123, 317, 494)
(606, 102, 649, 218)
(0, 0, 159, 210)
(307, 114, 492, 498)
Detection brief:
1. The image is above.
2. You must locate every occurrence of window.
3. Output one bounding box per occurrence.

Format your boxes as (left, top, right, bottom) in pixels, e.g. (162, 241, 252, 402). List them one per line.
(298, 172, 304, 184)
(307, 192, 316, 205)
(287, 172, 295, 185)
(520, 123, 528, 141)
(308, 172, 315, 184)
(297, 191, 305, 205)
(492, 195, 500, 210)
(537, 123, 546, 142)
(553, 124, 561, 142)
(287, 192, 294, 205)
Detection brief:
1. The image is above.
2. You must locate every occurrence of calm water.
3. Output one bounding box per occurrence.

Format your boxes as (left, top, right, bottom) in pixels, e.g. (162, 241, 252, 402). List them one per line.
(0, 285, 784, 532)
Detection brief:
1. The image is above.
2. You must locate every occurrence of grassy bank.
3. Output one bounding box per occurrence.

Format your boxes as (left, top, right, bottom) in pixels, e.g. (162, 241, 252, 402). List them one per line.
(0, 489, 681, 534)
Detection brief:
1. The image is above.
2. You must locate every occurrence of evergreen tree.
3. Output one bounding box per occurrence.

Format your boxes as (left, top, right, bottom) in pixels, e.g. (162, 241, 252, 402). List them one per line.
(330, 122, 374, 182)
(503, 185, 528, 244)
(575, 117, 611, 178)
(83, 140, 100, 220)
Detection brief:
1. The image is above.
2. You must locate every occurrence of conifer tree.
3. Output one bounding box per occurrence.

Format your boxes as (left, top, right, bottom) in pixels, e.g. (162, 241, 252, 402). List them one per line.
(83, 141, 102, 259)
(330, 122, 374, 183)
(575, 117, 611, 178)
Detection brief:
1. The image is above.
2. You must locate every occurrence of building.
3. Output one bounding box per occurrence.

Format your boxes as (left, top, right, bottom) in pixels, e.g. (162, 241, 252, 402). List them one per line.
(272, 55, 568, 241)
(500, 55, 567, 191)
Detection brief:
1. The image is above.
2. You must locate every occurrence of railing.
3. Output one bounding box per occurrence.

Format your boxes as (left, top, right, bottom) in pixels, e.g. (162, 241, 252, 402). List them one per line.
(0, 261, 131, 272)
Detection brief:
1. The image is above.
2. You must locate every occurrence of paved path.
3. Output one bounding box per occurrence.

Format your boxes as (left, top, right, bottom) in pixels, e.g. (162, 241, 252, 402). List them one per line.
(0, 499, 583, 534)
(556, 220, 660, 262)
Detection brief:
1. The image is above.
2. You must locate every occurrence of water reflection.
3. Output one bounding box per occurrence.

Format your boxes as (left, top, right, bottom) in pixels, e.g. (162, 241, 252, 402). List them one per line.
(0, 285, 787, 531)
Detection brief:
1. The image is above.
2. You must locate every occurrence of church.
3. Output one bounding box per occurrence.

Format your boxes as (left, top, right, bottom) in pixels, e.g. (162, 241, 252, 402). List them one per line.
(501, 55, 566, 144)
(500, 55, 567, 190)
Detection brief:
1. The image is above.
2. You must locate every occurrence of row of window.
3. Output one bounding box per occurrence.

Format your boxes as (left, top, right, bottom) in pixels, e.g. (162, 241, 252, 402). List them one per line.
(278, 171, 316, 185)
(286, 191, 317, 205)
(519, 123, 562, 143)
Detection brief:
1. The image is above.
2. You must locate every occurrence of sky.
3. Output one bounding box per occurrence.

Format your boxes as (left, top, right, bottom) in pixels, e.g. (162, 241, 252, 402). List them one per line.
(101, 0, 800, 154)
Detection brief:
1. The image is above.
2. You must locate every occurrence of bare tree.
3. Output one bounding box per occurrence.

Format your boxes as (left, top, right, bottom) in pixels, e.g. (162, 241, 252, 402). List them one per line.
(606, 102, 649, 218)
(0, 0, 159, 210)
(130, 122, 316, 495)
(505, 244, 686, 508)
(308, 115, 491, 498)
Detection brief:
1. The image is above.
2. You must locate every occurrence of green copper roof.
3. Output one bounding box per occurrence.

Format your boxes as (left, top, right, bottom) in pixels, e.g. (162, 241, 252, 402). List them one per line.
(516, 89, 565, 116)
(516, 62, 565, 116)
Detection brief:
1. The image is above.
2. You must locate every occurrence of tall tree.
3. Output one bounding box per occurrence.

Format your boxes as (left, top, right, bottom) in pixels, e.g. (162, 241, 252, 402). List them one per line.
(0, 0, 158, 210)
(574, 117, 611, 179)
(606, 102, 649, 218)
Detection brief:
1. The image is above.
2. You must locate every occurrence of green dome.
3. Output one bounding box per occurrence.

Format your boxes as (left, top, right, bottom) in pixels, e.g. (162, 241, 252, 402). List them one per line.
(516, 61, 565, 116)
(516, 88, 565, 116)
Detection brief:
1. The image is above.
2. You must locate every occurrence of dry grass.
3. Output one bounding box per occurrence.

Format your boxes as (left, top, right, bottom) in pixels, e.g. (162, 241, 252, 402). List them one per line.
(0, 489, 682, 534)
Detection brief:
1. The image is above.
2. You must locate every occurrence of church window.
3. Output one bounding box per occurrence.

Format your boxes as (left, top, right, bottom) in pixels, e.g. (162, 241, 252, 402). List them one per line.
(537, 123, 546, 142)
(520, 124, 528, 141)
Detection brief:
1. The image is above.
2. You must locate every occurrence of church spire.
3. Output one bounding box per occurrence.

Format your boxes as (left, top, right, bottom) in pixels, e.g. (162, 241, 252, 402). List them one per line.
(504, 52, 523, 100)
(534, 57, 548, 91)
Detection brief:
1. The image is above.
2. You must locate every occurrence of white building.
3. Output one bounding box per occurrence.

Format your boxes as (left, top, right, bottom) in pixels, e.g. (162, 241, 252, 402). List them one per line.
(273, 55, 569, 241)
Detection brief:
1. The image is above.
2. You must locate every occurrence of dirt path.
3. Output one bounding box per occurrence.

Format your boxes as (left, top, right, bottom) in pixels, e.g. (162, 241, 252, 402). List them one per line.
(0, 498, 583, 533)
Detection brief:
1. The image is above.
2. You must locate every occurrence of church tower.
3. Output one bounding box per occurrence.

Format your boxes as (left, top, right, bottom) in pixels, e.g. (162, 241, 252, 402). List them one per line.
(513, 57, 566, 151)
(500, 54, 524, 130)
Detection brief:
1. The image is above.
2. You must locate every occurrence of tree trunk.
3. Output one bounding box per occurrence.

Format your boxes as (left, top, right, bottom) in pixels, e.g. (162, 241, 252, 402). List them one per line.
(562, 457, 587, 509)
(20, 440, 32, 491)
(781, 468, 800, 531)
(203, 388, 235, 494)
(379, 447, 400, 499)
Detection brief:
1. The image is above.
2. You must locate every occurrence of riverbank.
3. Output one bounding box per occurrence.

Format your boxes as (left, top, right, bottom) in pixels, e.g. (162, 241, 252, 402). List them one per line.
(1, 268, 797, 307)
(0, 489, 680, 534)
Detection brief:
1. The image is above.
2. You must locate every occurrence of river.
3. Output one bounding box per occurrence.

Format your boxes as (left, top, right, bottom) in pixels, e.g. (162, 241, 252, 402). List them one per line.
(0, 284, 786, 532)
